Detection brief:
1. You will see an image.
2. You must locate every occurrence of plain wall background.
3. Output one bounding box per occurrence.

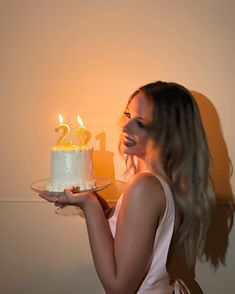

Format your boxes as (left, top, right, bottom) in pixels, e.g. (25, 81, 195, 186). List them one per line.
(0, 1, 234, 293)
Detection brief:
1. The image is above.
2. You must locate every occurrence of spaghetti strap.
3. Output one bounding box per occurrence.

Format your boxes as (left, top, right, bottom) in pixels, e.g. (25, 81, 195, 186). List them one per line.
(173, 279, 191, 294)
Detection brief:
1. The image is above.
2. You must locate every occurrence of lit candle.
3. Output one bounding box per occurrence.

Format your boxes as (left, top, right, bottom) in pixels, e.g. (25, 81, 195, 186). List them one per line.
(75, 115, 91, 146)
(55, 114, 71, 146)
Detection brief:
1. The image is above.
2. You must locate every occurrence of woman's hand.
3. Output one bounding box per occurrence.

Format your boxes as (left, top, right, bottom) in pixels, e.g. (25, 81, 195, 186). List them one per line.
(39, 187, 96, 210)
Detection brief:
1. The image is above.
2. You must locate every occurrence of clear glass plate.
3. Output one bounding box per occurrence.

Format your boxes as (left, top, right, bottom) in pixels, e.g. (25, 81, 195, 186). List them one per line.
(31, 177, 112, 216)
(31, 177, 111, 194)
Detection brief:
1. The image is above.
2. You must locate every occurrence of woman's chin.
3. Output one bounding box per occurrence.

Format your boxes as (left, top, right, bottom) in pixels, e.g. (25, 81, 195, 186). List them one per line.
(121, 143, 132, 155)
(121, 145, 136, 156)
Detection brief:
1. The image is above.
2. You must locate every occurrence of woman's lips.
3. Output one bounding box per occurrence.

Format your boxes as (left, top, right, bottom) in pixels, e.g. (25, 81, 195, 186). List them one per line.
(123, 136, 136, 147)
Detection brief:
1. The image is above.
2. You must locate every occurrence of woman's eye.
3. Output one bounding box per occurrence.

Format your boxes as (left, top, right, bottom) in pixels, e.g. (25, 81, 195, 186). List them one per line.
(124, 111, 130, 118)
(136, 120, 146, 129)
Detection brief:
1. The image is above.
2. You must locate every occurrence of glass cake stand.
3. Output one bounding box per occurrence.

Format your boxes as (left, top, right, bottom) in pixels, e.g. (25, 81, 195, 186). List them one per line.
(31, 177, 112, 216)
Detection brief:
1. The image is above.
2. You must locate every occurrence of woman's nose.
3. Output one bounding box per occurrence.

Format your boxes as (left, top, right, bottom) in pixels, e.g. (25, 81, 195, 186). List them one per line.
(122, 118, 134, 133)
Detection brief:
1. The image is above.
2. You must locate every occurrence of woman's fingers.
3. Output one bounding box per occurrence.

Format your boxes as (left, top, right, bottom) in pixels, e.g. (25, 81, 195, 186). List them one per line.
(38, 186, 95, 208)
(64, 187, 75, 197)
(39, 190, 69, 206)
(39, 191, 60, 203)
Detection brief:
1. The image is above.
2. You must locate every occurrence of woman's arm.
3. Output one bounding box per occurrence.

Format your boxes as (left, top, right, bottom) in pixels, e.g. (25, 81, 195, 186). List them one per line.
(73, 173, 166, 293)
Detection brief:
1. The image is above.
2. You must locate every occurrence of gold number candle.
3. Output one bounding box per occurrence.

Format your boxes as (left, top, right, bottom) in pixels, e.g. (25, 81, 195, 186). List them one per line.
(75, 115, 91, 146)
(55, 114, 71, 146)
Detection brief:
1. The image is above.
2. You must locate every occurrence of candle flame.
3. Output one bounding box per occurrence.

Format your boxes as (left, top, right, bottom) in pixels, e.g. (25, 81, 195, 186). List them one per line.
(59, 113, 64, 124)
(77, 114, 84, 126)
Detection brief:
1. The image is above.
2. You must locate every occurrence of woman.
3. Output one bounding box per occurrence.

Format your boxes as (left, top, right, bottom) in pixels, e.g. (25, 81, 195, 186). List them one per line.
(40, 81, 215, 293)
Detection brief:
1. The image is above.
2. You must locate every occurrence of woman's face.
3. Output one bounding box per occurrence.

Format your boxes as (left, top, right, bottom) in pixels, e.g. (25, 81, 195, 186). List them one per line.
(120, 91, 153, 159)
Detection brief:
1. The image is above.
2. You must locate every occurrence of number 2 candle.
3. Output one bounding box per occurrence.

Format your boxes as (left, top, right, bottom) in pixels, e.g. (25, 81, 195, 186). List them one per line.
(55, 113, 71, 146)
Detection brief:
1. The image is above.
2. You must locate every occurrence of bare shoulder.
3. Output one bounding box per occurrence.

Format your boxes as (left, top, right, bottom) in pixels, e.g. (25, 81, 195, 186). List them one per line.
(127, 172, 165, 200)
(122, 172, 166, 216)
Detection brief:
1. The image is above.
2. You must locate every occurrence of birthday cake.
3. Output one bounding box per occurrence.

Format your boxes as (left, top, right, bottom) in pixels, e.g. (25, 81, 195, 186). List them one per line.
(47, 144, 95, 192)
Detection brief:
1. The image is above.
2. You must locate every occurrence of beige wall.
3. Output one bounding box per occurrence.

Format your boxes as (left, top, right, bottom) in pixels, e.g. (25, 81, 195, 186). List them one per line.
(0, 1, 234, 293)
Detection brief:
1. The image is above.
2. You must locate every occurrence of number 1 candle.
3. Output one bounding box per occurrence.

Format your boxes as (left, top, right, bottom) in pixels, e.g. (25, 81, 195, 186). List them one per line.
(75, 115, 91, 146)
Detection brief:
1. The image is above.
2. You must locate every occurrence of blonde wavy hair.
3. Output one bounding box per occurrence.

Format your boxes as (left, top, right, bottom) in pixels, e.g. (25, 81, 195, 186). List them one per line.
(120, 81, 215, 266)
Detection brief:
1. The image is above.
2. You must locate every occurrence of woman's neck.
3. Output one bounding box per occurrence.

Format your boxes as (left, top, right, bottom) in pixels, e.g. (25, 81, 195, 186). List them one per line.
(137, 156, 165, 177)
(137, 157, 150, 172)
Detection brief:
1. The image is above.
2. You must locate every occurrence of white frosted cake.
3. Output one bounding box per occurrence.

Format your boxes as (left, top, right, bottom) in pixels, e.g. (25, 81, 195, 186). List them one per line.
(47, 144, 95, 192)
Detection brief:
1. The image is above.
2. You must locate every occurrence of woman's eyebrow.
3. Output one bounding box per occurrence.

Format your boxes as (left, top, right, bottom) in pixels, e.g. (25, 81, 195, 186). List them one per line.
(135, 116, 148, 121)
(125, 108, 148, 121)
(135, 116, 144, 119)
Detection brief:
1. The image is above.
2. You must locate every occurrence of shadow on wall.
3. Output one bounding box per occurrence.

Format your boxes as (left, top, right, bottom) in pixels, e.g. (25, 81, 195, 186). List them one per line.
(193, 91, 235, 270)
(168, 91, 235, 294)
(93, 131, 125, 206)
